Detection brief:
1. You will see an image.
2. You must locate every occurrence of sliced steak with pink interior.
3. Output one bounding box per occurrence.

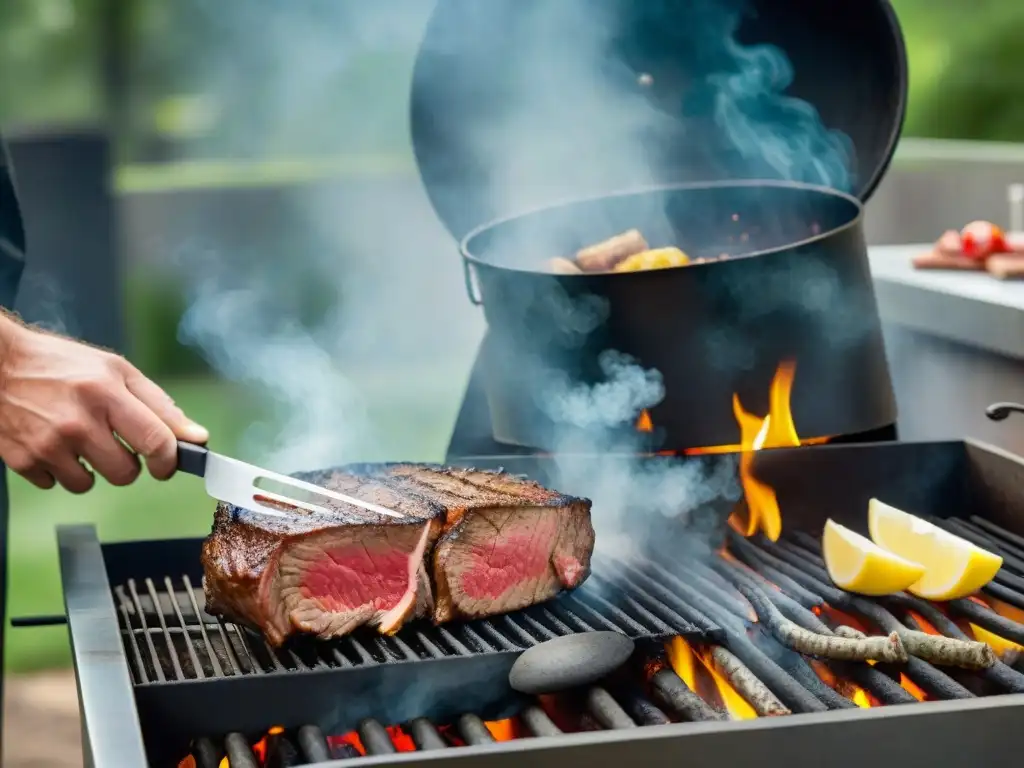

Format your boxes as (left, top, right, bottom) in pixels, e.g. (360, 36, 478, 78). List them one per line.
(201, 468, 441, 646)
(201, 464, 594, 644)
(367, 465, 595, 624)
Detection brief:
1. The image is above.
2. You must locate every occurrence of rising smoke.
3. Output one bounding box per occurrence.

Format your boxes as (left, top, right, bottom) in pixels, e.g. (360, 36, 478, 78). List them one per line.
(175, 0, 851, 540)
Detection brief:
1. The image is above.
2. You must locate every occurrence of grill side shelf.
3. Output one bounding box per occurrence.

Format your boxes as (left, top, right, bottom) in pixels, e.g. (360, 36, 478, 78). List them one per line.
(57, 524, 149, 768)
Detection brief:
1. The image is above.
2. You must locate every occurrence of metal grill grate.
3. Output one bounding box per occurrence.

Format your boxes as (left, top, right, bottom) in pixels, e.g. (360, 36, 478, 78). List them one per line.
(113, 558, 716, 684)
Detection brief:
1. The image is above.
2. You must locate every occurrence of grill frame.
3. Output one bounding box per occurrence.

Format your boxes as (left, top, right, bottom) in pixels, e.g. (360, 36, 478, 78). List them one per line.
(60, 438, 1024, 767)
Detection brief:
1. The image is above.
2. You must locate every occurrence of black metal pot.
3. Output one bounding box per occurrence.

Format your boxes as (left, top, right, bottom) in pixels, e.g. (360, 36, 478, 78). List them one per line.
(459, 180, 896, 450)
(410, 0, 908, 452)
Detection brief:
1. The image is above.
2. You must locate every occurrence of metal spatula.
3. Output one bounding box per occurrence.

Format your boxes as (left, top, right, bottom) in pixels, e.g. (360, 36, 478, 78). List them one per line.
(176, 441, 403, 518)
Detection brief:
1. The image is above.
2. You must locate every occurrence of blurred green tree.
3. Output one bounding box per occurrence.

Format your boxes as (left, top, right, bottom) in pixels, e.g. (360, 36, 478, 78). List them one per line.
(906, 3, 1024, 142)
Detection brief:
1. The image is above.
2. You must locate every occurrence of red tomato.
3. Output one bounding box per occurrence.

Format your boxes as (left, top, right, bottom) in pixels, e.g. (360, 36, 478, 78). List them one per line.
(960, 220, 1006, 260)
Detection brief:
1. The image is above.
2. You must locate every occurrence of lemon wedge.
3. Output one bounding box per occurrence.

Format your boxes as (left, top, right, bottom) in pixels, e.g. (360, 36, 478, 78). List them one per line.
(867, 498, 1003, 601)
(822, 519, 927, 596)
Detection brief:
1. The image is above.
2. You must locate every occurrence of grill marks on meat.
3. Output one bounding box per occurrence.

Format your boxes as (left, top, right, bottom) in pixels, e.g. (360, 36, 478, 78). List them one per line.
(200, 464, 594, 645)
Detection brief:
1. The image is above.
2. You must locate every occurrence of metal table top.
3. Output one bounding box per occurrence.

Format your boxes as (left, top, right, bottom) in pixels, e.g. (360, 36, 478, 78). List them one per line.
(869, 244, 1024, 360)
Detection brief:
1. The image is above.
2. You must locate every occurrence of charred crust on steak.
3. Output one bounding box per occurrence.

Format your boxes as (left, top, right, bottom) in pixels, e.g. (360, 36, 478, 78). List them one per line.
(200, 463, 594, 645)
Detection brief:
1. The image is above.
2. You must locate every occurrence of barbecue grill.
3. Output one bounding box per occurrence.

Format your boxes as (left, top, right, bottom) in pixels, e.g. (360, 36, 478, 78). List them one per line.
(411, 0, 908, 456)
(16, 2, 1009, 766)
(47, 437, 1024, 766)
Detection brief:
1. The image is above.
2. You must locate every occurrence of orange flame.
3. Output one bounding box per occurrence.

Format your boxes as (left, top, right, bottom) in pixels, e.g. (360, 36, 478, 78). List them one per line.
(981, 595, 1024, 624)
(330, 731, 366, 756)
(636, 409, 654, 433)
(810, 660, 874, 708)
(967, 596, 1024, 656)
(686, 361, 828, 541)
(851, 688, 873, 708)
(666, 637, 757, 720)
(907, 610, 942, 636)
(485, 719, 518, 742)
(201, 725, 285, 767)
(969, 623, 1022, 656)
(254, 725, 283, 762)
(899, 673, 928, 701)
(731, 361, 803, 541)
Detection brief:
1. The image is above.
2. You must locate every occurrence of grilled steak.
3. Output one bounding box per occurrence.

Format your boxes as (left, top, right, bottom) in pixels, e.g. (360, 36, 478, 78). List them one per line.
(201, 464, 594, 645)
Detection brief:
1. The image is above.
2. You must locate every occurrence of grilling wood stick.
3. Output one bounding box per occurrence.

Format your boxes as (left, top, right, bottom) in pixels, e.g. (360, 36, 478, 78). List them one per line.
(897, 610, 1024, 696)
(732, 579, 907, 663)
(833, 626, 867, 640)
(648, 667, 727, 722)
(712, 559, 916, 705)
(707, 646, 790, 717)
(779, 540, 998, 670)
(628, 560, 827, 714)
(947, 598, 1024, 646)
(884, 593, 1024, 692)
(747, 535, 997, 669)
(730, 534, 975, 699)
(681, 562, 854, 709)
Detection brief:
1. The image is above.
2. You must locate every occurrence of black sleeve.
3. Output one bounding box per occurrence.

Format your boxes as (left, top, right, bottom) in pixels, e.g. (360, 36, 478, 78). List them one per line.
(0, 139, 26, 309)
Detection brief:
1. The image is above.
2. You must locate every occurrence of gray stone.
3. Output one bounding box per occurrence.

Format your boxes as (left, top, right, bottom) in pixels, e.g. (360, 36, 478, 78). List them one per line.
(508, 632, 635, 695)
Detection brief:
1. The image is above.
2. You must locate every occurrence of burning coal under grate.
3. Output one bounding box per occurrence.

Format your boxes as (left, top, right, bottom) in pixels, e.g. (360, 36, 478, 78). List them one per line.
(176, 516, 1024, 767)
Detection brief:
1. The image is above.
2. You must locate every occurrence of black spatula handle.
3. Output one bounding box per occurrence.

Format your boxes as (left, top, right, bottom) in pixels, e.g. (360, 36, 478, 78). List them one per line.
(177, 441, 209, 477)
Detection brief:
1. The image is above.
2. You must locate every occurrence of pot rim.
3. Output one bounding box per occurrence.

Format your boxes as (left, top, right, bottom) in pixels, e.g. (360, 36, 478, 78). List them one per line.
(459, 178, 865, 276)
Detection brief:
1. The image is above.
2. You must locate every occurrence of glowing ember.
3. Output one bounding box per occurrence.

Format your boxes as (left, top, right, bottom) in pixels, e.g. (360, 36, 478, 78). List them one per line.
(982, 594, 1024, 625)
(811, 660, 837, 687)
(666, 637, 757, 720)
(851, 688, 873, 708)
(810, 660, 874, 708)
(635, 409, 654, 433)
(899, 673, 928, 701)
(254, 725, 283, 762)
(907, 610, 942, 636)
(485, 719, 517, 742)
(330, 732, 366, 756)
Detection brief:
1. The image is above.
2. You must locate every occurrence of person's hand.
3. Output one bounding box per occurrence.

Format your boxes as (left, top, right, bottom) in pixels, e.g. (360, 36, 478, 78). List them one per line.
(0, 313, 209, 492)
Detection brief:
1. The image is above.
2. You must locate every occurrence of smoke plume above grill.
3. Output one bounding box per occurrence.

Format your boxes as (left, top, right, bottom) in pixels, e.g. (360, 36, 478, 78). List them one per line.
(172, 0, 858, 483)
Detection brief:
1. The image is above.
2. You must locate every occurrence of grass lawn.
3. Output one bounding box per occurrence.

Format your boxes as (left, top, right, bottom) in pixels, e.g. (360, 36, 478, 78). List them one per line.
(4, 367, 465, 672)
